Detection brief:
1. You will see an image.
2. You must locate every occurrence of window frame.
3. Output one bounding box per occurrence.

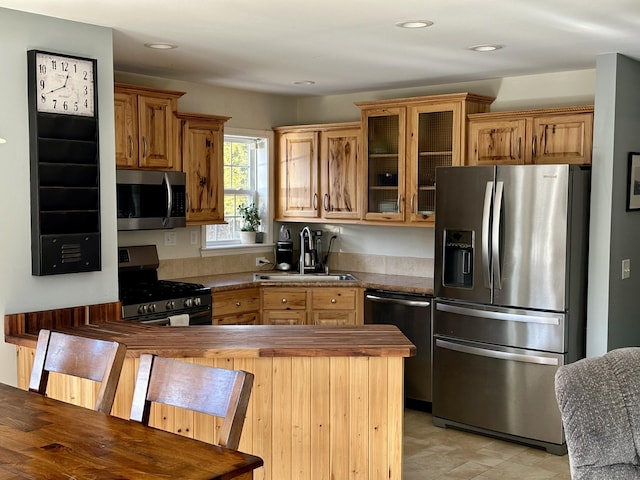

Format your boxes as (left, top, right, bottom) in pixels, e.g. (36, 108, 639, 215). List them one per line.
(202, 127, 273, 253)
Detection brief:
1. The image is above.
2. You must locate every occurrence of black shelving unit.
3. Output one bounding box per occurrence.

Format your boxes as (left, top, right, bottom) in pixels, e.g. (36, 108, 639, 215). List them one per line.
(27, 50, 100, 276)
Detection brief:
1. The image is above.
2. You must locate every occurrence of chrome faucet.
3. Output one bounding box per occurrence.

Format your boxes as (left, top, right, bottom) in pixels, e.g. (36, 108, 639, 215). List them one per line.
(299, 226, 313, 274)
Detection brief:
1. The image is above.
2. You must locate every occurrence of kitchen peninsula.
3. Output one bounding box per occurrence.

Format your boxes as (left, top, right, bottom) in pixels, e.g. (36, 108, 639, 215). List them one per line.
(5, 321, 415, 480)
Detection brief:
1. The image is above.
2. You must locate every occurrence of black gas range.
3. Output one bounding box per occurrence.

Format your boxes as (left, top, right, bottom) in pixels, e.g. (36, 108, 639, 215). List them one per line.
(118, 245, 212, 325)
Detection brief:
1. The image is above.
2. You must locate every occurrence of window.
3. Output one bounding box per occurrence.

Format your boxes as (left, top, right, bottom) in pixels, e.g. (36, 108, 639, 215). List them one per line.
(205, 130, 270, 247)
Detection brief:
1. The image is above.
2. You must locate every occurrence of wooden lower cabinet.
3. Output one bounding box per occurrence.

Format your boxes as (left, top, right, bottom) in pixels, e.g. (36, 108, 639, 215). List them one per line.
(212, 288, 260, 325)
(261, 287, 363, 325)
(15, 348, 405, 480)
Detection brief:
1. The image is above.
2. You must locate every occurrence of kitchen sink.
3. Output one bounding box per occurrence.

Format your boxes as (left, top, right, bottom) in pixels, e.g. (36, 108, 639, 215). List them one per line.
(253, 273, 358, 282)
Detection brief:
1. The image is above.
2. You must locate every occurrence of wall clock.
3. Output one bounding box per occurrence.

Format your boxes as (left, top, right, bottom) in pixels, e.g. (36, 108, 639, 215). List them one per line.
(27, 49, 101, 276)
(33, 51, 95, 116)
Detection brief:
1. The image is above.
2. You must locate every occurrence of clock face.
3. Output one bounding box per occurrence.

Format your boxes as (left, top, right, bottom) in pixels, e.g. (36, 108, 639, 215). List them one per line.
(35, 52, 95, 117)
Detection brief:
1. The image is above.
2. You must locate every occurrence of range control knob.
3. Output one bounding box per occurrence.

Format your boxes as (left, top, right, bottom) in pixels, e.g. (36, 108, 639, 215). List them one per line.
(166, 300, 175, 310)
(184, 298, 193, 308)
(138, 304, 148, 314)
(194, 297, 201, 306)
(148, 304, 156, 313)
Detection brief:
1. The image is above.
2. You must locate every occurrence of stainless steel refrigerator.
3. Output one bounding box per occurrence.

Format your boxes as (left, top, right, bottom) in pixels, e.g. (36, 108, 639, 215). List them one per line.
(432, 164, 590, 455)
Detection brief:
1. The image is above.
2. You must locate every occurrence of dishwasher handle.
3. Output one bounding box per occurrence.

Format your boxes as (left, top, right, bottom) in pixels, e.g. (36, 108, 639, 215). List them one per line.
(365, 293, 431, 308)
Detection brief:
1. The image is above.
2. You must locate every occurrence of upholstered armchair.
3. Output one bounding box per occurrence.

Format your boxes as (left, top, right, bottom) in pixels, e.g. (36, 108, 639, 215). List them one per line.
(555, 347, 640, 479)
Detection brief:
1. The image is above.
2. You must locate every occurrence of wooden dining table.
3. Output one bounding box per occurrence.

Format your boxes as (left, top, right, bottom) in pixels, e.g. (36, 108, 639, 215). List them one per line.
(0, 383, 263, 479)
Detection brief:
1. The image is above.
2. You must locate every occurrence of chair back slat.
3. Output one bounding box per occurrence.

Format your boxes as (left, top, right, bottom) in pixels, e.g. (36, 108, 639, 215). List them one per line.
(29, 329, 127, 414)
(130, 354, 254, 450)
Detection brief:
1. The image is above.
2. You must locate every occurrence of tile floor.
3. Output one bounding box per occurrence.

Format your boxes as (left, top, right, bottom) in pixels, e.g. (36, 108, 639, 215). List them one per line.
(403, 409, 571, 479)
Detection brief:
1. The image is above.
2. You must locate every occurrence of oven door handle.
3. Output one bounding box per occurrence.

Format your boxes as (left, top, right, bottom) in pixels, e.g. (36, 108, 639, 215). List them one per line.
(435, 338, 559, 366)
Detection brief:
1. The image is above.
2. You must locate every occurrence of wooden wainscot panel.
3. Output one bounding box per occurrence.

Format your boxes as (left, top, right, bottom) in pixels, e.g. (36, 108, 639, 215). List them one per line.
(14, 349, 406, 480)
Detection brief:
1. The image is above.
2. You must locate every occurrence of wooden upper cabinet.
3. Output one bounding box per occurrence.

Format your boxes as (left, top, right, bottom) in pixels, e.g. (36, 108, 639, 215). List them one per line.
(177, 113, 230, 225)
(276, 130, 319, 219)
(532, 112, 593, 164)
(467, 106, 594, 166)
(114, 91, 138, 168)
(275, 122, 361, 222)
(357, 93, 494, 225)
(467, 119, 527, 165)
(320, 124, 361, 220)
(114, 83, 184, 170)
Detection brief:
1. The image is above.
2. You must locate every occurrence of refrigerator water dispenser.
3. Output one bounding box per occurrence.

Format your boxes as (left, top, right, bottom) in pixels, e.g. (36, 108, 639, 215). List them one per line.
(443, 230, 473, 288)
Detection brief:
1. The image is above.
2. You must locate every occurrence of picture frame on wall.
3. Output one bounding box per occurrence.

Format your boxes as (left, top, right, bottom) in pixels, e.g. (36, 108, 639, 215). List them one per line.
(627, 153, 640, 211)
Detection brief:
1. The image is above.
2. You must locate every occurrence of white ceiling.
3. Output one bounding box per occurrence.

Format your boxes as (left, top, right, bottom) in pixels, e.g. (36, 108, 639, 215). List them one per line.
(3, 0, 640, 96)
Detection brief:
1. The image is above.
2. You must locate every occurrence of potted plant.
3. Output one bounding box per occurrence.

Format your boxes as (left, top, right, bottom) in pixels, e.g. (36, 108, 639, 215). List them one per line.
(238, 203, 261, 244)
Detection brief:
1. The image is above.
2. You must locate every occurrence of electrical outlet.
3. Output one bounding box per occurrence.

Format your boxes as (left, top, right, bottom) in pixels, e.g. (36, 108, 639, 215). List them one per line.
(164, 231, 177, 246)
(255, 256, 270, 266)
(190, 230, 199, 245)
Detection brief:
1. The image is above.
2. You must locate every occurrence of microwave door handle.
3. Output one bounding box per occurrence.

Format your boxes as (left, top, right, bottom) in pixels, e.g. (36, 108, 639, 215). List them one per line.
(482, 181, 493, 288)
(492, 181, 504, 290)
(163, 172, 173, 226)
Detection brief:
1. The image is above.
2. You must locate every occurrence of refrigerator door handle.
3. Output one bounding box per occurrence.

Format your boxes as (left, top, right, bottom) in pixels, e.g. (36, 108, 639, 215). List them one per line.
(435, 338, 559, 366)
(436, 302, 561, 325)
(482, 181, 493, 288)
(492, 181, 504, 290)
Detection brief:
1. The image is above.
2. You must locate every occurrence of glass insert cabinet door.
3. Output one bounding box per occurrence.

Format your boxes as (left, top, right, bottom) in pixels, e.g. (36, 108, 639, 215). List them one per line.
(362, 106, 406, 221)
(407, 102, 461, 224)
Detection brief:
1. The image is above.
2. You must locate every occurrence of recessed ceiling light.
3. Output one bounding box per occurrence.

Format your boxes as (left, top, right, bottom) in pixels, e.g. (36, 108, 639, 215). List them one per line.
(144, 42, 178, 50)
(293, 80, 316, 86)
(395, 20, 434, 29)
(468, 44, 503, 52)
(0, 137, 6, 144)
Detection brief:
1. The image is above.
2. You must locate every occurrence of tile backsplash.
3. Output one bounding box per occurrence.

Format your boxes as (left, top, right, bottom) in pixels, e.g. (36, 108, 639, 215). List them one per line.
(158, 251, 433, 280)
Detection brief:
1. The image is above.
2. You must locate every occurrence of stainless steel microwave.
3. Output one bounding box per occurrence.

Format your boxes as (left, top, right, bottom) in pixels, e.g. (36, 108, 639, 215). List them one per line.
(116, 169, 187, 230)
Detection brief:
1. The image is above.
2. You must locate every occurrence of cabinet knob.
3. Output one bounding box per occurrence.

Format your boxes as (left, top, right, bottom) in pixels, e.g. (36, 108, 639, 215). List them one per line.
(331, 298, 337, 304)
(235, 301, 241, 307)
(281, 298, 287, 304)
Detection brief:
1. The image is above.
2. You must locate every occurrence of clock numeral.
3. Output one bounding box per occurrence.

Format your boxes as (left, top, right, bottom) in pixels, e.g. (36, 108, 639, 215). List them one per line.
(83, 85, 88, 95)
(63, 101, 68, 111)
(60, 61, 68, 72)
(52, 99, 57, 109)
(40, 93, 46, 103)
(83, 71, 89, 81)
(51, 59, 56, 70)
(74, 102, 79, 112)
(38, 64, 46, 74)
(39, 79, 45, 90)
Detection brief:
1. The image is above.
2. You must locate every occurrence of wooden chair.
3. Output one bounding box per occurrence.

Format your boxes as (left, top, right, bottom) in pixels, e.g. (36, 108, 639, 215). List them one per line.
(130, 354, 254, 450)
(29, 329, 127, 414)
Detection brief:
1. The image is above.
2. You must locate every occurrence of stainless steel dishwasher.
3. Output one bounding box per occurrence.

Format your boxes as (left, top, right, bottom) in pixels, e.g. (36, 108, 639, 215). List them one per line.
(364, 289, 433, 407)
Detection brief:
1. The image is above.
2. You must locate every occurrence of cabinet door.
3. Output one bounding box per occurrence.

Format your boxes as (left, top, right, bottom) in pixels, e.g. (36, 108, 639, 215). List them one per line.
(362, 106, 406, 221)
(214, 312, 259, 326)
(532, 113, 593, 165)
(406, 102, 460, 224)
(468, 119, 527, 165)
(181, 118, 225, 224)
(320, 128, 361, 220)
(137, 95, 176, 169)
(114, 92, 138, 168)
(311, 311, 355, 326)
(277, 131, 319, 218)
(262, 310, 307, 325)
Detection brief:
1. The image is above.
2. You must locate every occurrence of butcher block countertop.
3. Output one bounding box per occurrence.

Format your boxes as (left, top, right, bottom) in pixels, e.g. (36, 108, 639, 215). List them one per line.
(7, 322, 416, 359)
(172, 270, 434, 295)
